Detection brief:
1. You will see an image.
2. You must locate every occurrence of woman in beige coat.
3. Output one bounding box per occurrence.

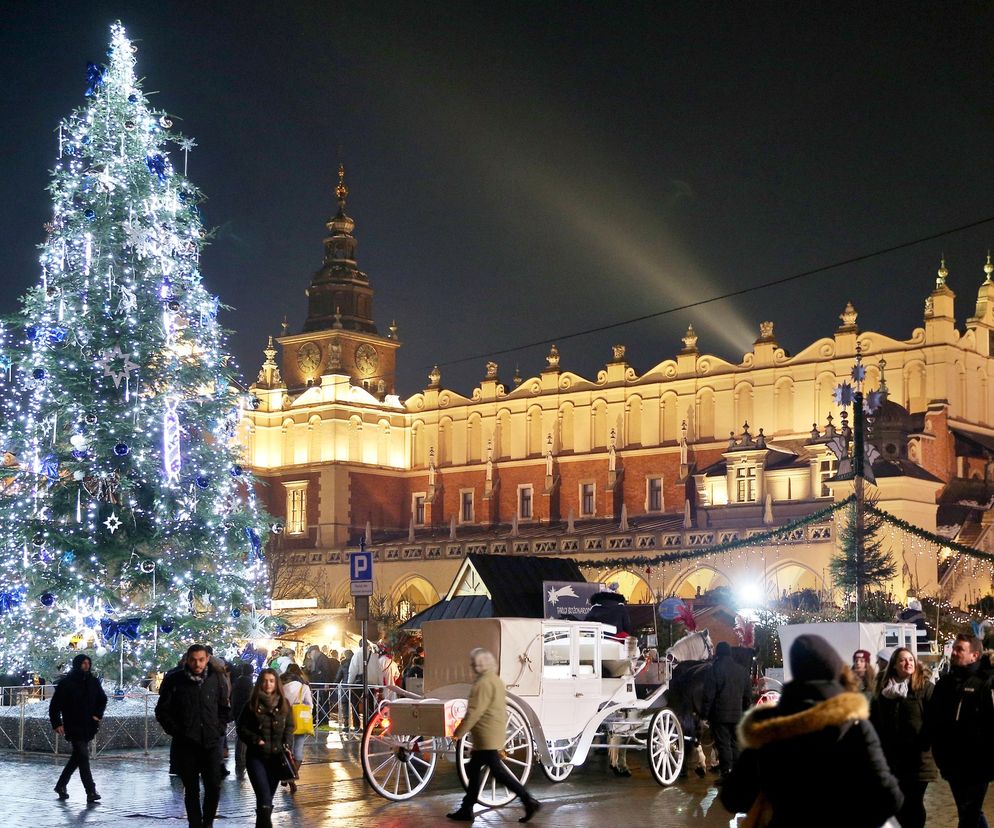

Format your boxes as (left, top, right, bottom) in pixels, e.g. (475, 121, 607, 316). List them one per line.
(447, 648, 541, 823)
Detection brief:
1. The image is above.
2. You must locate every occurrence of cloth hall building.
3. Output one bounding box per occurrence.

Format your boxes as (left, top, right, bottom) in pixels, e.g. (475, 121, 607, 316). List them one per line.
(240, 171, 994, 620)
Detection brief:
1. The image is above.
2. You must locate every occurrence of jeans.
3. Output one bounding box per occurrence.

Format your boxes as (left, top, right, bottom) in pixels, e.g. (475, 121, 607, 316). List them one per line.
(174, 739, 223, 827)
(459, 749, 532, 811)
(291, 733, 307, 765)
(245, 751, 281, 810)
(57, 739, 95, 793)
(948, 778, 991, 828)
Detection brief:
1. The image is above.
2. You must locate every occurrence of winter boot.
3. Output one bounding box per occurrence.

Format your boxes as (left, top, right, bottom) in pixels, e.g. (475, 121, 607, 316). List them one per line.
(255, 806, 273, 828)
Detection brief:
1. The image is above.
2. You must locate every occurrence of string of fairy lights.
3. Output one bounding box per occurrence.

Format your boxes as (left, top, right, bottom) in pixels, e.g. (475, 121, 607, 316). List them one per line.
(0, 23, 273, 684)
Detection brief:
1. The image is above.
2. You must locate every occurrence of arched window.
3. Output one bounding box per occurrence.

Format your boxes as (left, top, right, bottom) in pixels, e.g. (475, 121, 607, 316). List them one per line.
(438, 417, 453, 466)
(626, 396, 643, 447)
(591, 399, 608, 449)
(496, 409, 512, 459)
(697, 389, 715, 440)
(467, 413, 483, 463)
(412, 421, 426, 468)
(527, 406, 543, 457)
(559, 403, 575, 452)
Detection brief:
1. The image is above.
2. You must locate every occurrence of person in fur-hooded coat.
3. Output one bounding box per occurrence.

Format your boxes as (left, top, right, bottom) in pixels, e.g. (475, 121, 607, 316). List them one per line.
(720, 634, 903, 828)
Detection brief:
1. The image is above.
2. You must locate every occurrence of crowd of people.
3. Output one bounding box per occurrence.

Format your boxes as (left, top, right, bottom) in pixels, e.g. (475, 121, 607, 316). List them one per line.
(718, 632, 994, 828)
(45, 637, 424, 827)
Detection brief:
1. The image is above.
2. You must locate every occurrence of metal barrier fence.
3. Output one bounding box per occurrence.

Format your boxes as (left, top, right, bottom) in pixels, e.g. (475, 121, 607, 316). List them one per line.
(0, 683, 395, 755)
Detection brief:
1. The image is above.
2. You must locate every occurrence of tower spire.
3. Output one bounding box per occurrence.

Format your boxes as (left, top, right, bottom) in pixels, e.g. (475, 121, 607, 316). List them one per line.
(335, 163, 348, 208)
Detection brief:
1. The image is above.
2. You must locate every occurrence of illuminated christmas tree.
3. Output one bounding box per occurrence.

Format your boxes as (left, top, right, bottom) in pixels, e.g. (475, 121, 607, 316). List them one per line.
(0, 23, 270, 683)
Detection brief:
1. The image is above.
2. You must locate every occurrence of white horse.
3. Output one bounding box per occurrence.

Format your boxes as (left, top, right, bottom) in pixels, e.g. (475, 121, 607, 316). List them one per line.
(665, 629, 714, 665)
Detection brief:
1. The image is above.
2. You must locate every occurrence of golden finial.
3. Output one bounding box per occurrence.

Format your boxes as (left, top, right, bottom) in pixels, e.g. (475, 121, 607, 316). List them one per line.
(335, 164, 348, 203)
(937, 256, 949, 288)
(985, 251, 993, 283)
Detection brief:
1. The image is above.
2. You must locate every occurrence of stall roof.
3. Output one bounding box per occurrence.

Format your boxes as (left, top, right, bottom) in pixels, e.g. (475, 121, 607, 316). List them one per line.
(403, 595, 493, 629)
(404, 554, 585, 629)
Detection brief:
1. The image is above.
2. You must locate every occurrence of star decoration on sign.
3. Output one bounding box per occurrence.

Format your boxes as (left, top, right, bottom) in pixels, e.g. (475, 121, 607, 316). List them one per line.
(833, 381, 854, 408)
(95, 345, 139, 389)
(850, 363, 866, 383)
(103, 512, 122, 534)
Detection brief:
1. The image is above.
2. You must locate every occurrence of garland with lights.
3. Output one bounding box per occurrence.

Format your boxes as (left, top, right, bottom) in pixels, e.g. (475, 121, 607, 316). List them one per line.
(867, 504, 994, 563)
(0, 24, 272, 683)
(576, 495, 855, 571)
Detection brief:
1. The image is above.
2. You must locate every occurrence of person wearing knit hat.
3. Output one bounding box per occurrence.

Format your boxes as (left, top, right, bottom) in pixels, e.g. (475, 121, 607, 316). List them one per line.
(720, 634, 902, 828)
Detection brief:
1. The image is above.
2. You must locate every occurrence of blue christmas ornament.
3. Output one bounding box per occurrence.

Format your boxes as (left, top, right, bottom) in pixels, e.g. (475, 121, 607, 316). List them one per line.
(128, 94, 138, 103)
(113, 442, 130, 457)
(45, 327, 68, 345)
(231, 608, 241, 618)
(62, 550, 76, 564)
(195, 476, 210, 489)
(245, 527, 262, 557)
(159, 620, 174, 634)
(274, 624, 287, 636)
(32, 368, 46, 380)
(145, 153, 167, 182)
(82, 615, 96, 627)
(230, 465, 242, 477)
(84, 62, 106, 97)
(40, 592, 56, 607)
(84, 209, 96, 221)
(25, 325, 38, 340)
(40, 454, 60, 481)
(81, 135, 91, 145)
(0, 589, 25, 614)
(71, 449, 87, 461)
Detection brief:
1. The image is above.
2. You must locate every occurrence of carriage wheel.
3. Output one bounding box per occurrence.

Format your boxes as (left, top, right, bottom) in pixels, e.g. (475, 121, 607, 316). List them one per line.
(361, 708, 439, 800)
(540, 737, 577, 782)
(457, 702, 533, 806)
(647, 708, 684, 786)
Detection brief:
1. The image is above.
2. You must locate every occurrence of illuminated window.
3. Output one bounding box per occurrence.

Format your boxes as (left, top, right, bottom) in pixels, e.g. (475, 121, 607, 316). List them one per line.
(647, 476, 663, 512)
(412, 493, 426, 526)
(735, 466, 757, 503)
(819, 458, 838, 497)
(580, 482, 595, 516)
(460, 490, 475, 523)
(518, 485, 533, 519)
(284, 481, 308, 535)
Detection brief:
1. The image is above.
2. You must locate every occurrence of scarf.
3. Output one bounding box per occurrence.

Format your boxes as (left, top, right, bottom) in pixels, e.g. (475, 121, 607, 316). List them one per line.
(881, 678, 909, 699)
(257, 690, 280, 714)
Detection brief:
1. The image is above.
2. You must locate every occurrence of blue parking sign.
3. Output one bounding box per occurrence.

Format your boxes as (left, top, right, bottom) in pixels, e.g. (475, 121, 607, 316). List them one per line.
(350, 550, 373, 581)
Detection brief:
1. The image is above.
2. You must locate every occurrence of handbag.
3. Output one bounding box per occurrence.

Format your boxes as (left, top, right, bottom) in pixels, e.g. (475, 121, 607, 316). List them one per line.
(291, 685, 315, 736)
(275, 745, 299, 781)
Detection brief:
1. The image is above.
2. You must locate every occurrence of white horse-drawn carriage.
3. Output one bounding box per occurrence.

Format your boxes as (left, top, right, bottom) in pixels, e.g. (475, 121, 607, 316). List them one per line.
(360, 617, 711, 803)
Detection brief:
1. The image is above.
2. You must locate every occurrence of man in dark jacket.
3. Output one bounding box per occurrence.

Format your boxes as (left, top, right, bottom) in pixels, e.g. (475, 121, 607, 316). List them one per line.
(927, 633, 994, 828)
(702, 641, 753, 780)
(720, 634, 902, 828)
(155, 644, 230, 828)
(584, 590, 634, 639)
(49, 653, 107, 802)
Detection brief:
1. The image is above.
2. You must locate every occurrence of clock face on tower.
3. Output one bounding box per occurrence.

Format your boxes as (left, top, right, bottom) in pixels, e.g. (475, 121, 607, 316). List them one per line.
(354, 343, 379, 377)
(296, 342, 322, 374)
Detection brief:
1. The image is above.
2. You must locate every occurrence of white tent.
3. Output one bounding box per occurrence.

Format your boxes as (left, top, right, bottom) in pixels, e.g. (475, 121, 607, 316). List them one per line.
(777, 622, 919, 682)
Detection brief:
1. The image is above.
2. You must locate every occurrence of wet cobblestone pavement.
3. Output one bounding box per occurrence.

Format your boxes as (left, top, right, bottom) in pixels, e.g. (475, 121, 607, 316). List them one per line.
(1, 733, 992, 827)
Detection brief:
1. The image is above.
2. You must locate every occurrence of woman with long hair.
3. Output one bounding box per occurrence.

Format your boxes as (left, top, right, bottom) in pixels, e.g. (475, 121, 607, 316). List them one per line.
(237, 668, 294, 828)
(280, 662, 312, 792)
(869, 647, 937, 828)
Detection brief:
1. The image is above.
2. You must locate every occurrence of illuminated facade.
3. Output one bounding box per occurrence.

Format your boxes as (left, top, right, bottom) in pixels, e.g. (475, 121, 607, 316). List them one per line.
(242, 177, 994, 616)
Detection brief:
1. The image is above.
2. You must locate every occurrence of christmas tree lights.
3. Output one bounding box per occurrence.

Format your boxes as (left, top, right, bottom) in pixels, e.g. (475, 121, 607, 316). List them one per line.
(0, 23, 270, 683)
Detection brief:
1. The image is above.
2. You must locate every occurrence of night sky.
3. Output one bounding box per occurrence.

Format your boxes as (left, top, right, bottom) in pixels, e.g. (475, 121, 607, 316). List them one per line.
(3, 3, 994, 397)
